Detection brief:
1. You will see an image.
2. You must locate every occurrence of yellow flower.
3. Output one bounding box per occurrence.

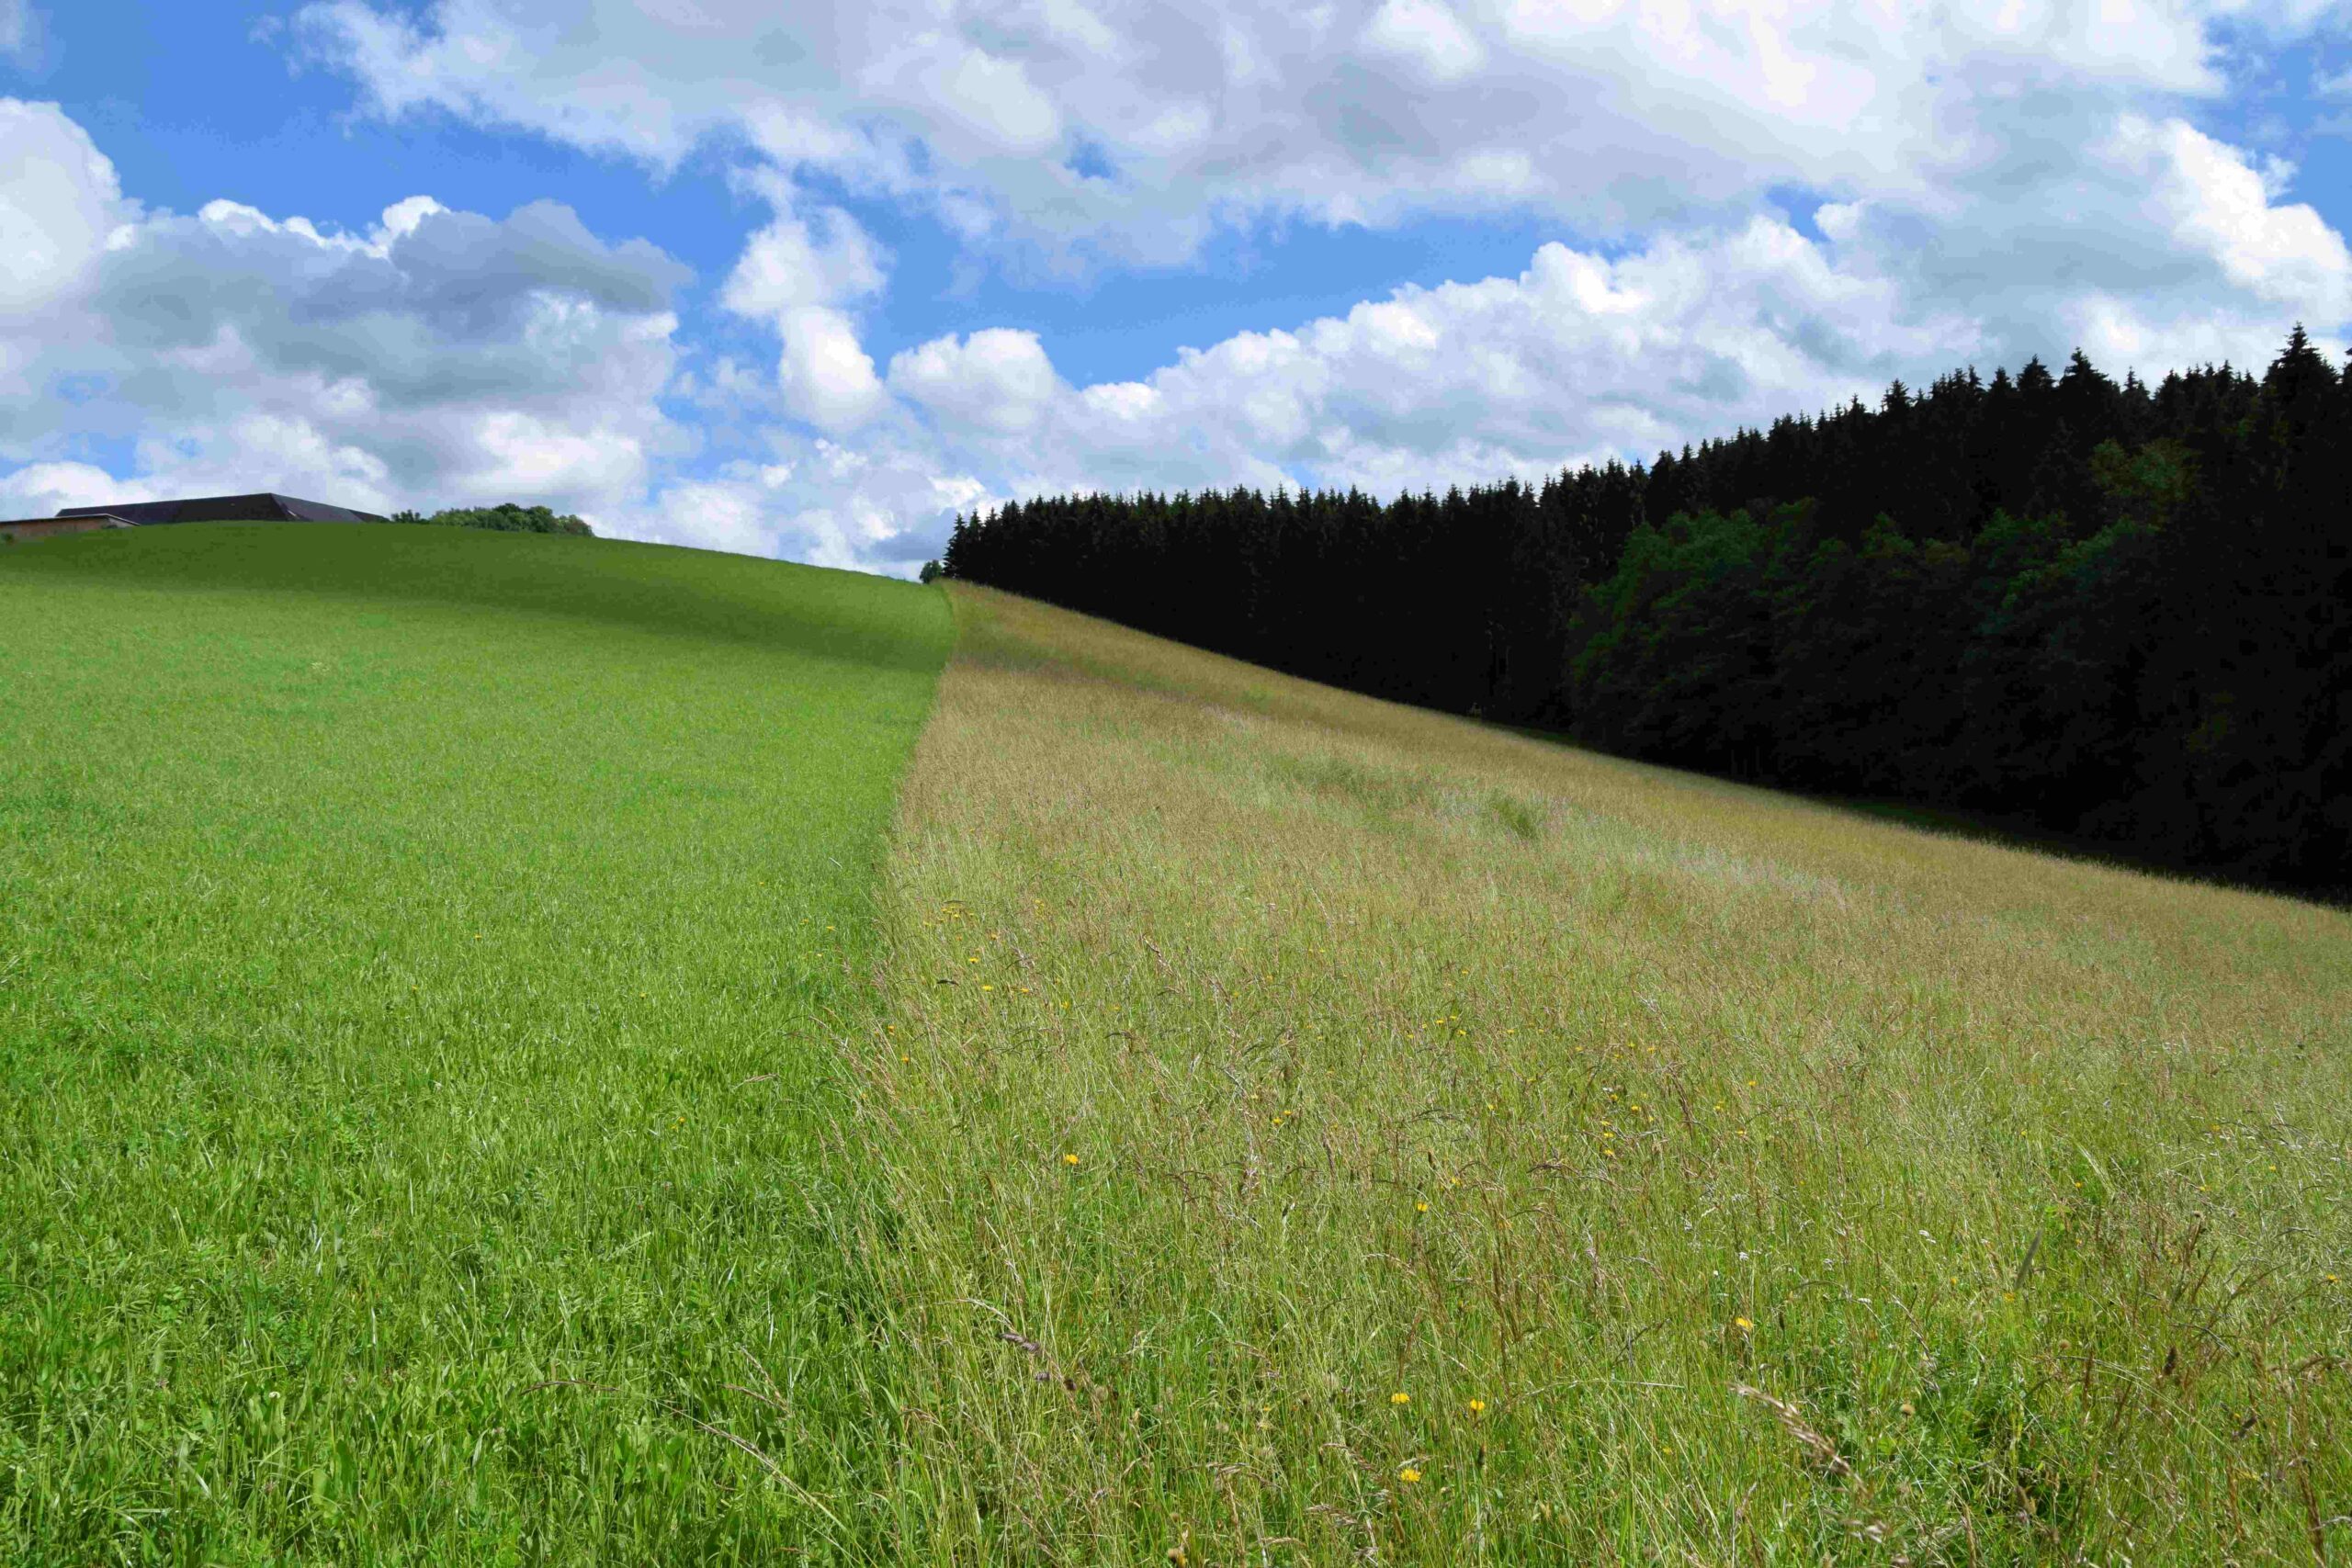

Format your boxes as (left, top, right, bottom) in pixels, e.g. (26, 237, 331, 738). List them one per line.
(1415, 1201, 1430, 1213)
(1466, 1398, 1487, 1415)
(1062, 1153, 1080, 1167)
(1389, 1392, 1410, 1406)
(1734, 1316, 1754, 1331)
(1397, 1467, 1421, 1483)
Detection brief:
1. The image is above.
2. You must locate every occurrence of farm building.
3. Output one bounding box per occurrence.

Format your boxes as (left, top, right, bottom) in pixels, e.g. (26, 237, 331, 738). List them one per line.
(0, 514, 136, 544)
(1, 491, 390, 544)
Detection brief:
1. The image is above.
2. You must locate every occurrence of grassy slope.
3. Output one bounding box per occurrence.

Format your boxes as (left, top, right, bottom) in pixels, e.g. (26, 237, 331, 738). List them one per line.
(865, 585, 2352, 1565)
(0, 525, 951, 1563)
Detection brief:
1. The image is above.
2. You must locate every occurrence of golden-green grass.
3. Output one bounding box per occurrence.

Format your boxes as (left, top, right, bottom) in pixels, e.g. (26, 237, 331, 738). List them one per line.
(860, 584, 2352, 1565)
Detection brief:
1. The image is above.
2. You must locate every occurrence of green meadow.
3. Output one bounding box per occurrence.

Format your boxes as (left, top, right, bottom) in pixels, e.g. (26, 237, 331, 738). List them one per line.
(4, 527, 2348, 1564)
(0, 525, 949, 1562)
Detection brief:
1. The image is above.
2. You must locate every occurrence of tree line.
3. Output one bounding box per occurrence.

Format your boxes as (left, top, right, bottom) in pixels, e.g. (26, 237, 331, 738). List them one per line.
(389, 502, 594, 536)
(939, 329, 2351, 890)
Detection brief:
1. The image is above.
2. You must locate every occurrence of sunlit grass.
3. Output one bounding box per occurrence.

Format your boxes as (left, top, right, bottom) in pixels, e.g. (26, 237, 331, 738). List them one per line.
(864, 584, 2352, 1565)
(8, 534, 2344, 1563)
(0, 524, 951, 1562)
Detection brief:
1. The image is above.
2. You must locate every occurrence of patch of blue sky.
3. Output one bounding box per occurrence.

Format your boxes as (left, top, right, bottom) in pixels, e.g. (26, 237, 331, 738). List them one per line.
(854, 199, 1587, 389)
(6, 0, 747, 289)
(56, 432, 139, 478)
(1762, 185, 1832, 245)
(2234, 35, 2352, 249)
(2169, 29, 2352, 241)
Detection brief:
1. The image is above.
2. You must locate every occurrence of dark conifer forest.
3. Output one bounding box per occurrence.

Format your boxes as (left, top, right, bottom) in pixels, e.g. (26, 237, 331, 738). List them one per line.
(942, 329, 2351, 889)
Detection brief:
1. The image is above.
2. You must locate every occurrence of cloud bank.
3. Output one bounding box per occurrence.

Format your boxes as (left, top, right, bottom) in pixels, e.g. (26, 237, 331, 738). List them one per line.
(5, 0, 2349, 571)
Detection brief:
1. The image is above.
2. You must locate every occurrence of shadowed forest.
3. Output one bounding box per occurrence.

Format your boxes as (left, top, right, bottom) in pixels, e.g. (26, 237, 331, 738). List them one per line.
(941, 329, 2351, 890)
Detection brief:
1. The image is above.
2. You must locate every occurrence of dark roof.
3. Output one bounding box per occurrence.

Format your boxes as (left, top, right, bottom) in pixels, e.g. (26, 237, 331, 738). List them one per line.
(55, 492, 390, 525)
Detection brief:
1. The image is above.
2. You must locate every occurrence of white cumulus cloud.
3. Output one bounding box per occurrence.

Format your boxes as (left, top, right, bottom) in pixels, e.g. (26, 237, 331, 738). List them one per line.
(2106, 116, 2352, 319)
(890, 330, 1062, 435)
(0, 100, 122, 318)
(0, 99, 691, 526)
(292, 0, 2311, 263)
(16, 0, 2352, 580)
(719, 181, 892, 431)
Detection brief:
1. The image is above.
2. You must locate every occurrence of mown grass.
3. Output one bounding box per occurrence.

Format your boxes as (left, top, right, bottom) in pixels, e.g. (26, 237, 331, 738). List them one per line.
(0, 524, 952, 1563)
(862, 585, 2352, 1565)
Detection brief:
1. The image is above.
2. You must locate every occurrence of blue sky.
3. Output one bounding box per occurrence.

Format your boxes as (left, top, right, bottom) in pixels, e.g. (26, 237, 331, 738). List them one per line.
(6, 0, 2352, 572)
(7, 0, 1606, 382)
